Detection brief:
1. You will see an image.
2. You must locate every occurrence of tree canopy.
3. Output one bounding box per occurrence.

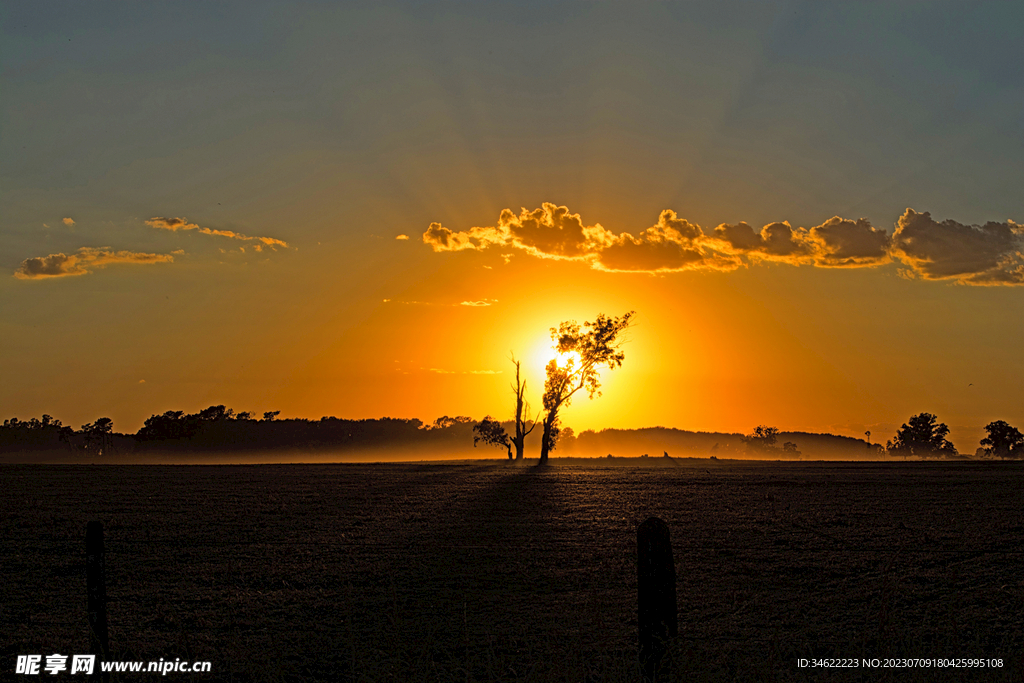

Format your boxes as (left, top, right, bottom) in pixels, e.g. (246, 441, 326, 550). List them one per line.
(539, 311, 634, 464)
(980, 420, 1024, 459)
(743, 425, 779, 451)
(887, 412, 957, 459)
(473, 416, 512, 460)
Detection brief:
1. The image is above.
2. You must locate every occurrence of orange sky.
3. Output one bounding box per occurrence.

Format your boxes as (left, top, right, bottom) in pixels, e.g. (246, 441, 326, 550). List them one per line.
(3, 3, 1024, 455)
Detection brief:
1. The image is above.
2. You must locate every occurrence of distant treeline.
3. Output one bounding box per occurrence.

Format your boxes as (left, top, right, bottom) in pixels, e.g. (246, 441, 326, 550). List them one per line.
(0, 409, 485, 456)
(570, 427, 883, 460)
(2, 407, 1021, 460)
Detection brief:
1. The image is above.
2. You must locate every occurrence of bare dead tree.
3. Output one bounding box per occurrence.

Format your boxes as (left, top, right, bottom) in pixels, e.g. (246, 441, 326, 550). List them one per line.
(510, 353, 536, 461)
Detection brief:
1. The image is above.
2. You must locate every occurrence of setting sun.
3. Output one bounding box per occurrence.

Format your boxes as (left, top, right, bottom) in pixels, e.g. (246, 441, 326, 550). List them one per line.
(5, 3, 1024, 678)
(533, 340, 582, 372)
(550, 350, 582, 370)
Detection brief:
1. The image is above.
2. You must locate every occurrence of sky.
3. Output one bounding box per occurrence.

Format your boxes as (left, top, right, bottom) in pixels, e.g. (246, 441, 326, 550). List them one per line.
(3, 1, 1023, 453)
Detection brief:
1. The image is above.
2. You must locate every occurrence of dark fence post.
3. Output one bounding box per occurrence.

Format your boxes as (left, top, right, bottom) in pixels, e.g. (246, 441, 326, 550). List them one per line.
(637, 517, 677, 682)
(86, 521, 109, 680)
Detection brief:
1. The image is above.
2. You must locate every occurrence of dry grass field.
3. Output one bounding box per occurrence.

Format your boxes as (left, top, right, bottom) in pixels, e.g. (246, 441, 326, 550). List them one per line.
(2, 459, 1023, 682)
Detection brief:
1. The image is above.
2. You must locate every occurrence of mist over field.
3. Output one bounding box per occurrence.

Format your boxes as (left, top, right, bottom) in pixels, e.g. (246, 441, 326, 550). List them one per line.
(0, 424, 900, 465)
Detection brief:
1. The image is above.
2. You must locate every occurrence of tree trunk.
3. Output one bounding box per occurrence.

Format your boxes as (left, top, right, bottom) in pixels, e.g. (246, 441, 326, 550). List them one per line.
(514, 439, 524, 461)
(539, 419, 552, 465)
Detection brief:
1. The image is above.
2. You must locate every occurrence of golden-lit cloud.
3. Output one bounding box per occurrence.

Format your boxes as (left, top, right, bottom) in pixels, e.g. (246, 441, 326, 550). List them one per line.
(146, 217, 289, 249)
(597, 209, 741, 273)
(14, 247, 174, 280)
(62, 217, 75, 226)
(890, 209, 1024, 285)
(424, 203, 1024, 285)
(709, 221, 816, 264)
(423, 203, 612, 259)
(383, 298, 498, 307)
(808, 217, 891, 267)
(425, 368, 501, 375)
(395, 234, 410, 240)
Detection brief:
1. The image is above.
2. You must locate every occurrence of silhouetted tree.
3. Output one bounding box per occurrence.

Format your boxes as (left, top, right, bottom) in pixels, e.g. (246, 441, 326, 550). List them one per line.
(138, 410, 191, 441)
(0, 415, 74, 452)
(263, 411, 280, 421)
(743, 425, 780, 452)
(543, 420, 561, 455)
(509, 354, 537, 461)
(539, 311, 634, 464)
(473, 416, 512, 459)
(887, 413, 957, 459)
(980, 420, 1024, 459)
(81, 417, 114, 453)
(198, 405, 234, 421)
(431, 415, 473, 430)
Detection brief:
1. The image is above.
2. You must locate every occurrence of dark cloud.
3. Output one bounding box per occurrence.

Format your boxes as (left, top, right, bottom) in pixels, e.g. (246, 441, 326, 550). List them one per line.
(14, 248, 174, 280)
(809, 217, 891, 267)
(710, 221, 763, 252)
(890, 209, 1024, 284)
(709, 221, 815, 263)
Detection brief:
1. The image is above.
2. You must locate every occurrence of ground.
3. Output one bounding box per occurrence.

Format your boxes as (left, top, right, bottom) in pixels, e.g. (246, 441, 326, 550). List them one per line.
(2, 459, 1022, 681)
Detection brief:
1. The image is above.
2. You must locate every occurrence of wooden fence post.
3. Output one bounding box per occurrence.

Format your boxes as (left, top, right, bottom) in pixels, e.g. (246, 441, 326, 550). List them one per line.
(86, 521, 109, 680)
(637, 517, 677, 682)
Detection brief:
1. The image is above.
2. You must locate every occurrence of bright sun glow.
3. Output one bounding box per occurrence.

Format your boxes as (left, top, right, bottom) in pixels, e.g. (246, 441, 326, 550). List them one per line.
(530, 338, 583, 373)
(553, 350, 582, 369)
(538, 345, 582, 370)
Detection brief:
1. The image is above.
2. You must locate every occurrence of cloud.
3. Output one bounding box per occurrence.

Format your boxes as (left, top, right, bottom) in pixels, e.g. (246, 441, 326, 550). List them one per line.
(14, 247, 174, 280)
(596, 209, 741, 273)
(501, 203, 614, 259)
(422, 203, 612, 259)
(384, 298, 498, 307)
(147, 217, 289, 249)
(707, 221, 817, 264)
(395, 234, 410, 240)
(423, 203, 1024, 285)
(890, 209, 1024, 285)
(424, 367, 501, 375)
(62, 217, 75, 226)
(423, 221, 506, 252)
(809, 217, 891, 267)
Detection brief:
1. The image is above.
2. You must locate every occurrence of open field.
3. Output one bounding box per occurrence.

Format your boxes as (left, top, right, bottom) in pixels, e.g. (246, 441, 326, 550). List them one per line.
(3, 460, 1023, 681)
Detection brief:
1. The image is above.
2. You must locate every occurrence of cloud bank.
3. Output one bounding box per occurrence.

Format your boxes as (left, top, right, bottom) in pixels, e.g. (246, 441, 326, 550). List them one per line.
(147, 217, 289, 250)
(890, 210, 1024, 285)
(14, 248, 174, 279)
(423, 204, 1024, 285)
